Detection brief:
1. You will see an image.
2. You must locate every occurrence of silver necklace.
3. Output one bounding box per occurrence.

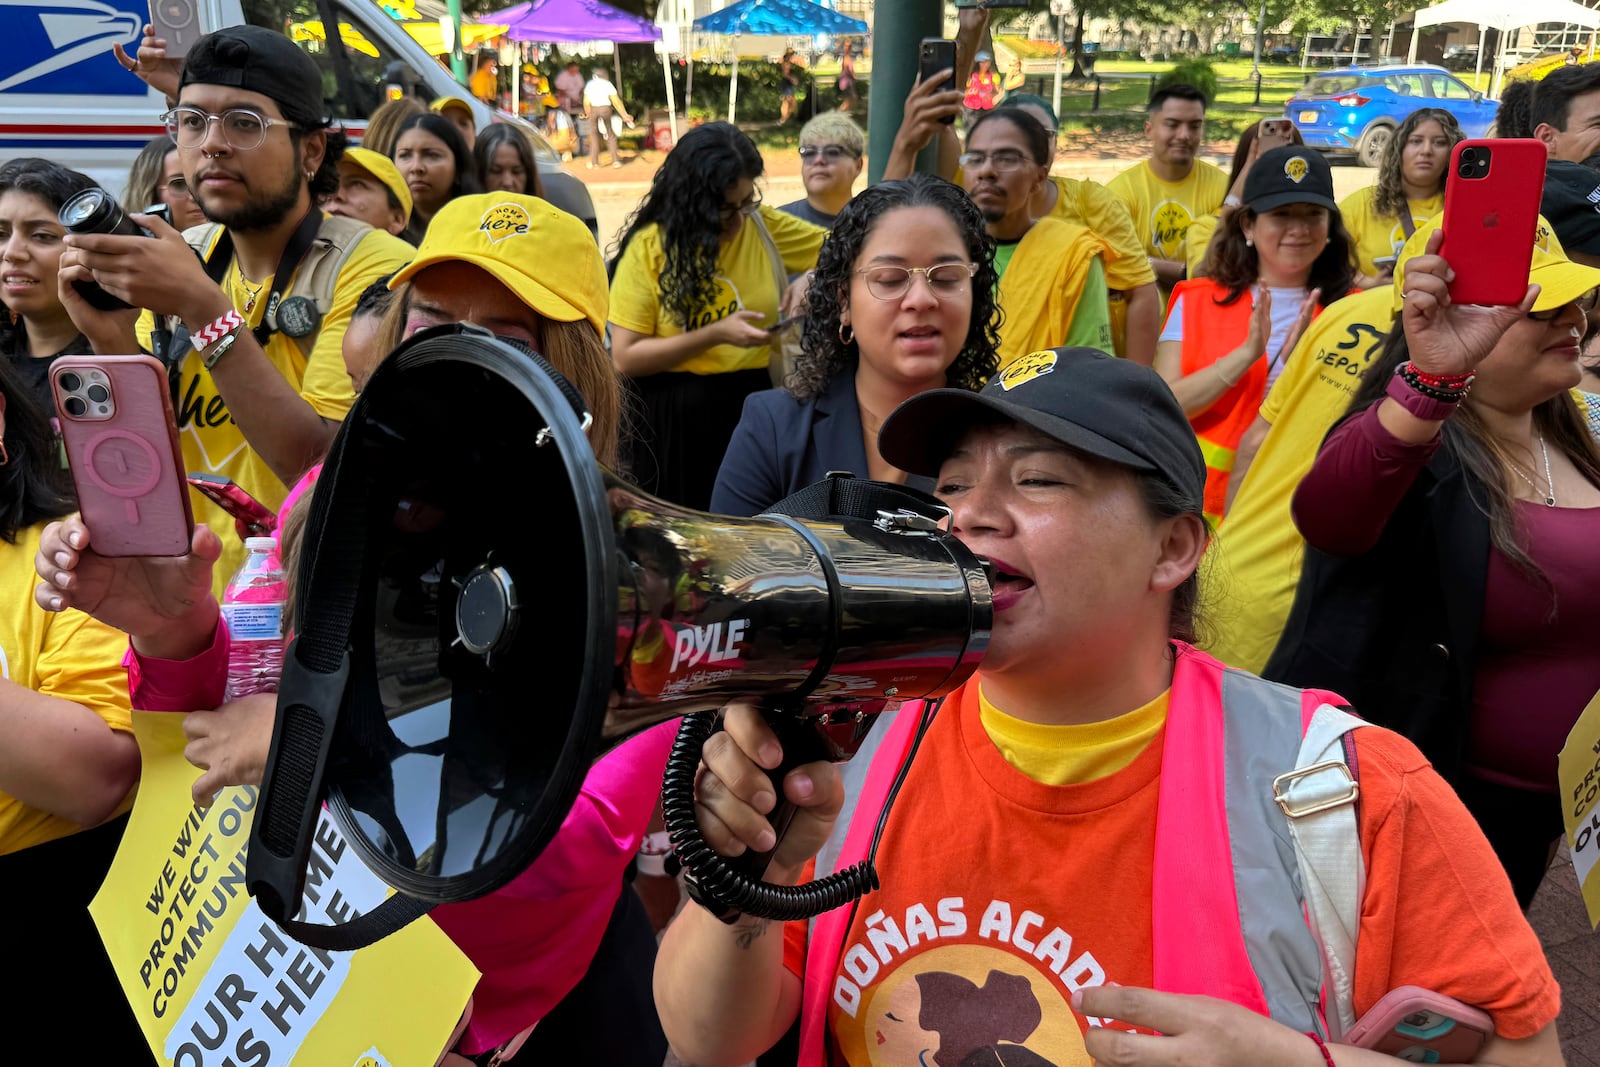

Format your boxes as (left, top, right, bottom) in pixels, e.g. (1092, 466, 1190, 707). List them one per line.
(1507, 433, 1557, 507)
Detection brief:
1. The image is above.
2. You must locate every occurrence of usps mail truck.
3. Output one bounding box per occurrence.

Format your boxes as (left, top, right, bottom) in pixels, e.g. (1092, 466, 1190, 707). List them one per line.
(0, 0, 598, 232)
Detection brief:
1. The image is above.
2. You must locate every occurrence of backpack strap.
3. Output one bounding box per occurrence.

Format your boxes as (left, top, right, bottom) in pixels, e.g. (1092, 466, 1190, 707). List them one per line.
(1274, 702, 1369, 1040)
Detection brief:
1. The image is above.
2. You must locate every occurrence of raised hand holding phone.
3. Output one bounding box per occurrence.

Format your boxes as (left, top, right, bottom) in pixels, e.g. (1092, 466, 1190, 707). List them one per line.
(51, 355, 194, 557)
(918, 39, 958, 124)
(1400, 230, 1536, 379)
(1437, 139, 1546, 306)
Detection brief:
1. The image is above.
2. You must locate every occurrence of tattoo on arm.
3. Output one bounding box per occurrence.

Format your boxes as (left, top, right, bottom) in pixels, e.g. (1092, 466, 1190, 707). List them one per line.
(734, 916, 772, 950)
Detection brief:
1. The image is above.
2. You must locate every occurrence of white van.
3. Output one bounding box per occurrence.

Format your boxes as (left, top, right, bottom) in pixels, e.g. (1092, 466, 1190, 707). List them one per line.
(0, 0, 598, 233)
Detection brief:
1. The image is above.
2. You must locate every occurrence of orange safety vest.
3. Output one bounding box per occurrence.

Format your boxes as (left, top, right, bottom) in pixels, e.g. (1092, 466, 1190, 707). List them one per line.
(1170, 278, 1322, 523)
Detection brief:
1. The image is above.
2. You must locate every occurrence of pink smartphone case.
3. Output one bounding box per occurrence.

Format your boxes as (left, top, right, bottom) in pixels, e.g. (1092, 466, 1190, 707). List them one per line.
(1345, 985, 1493, 1060)
(1438, 139, 1546, 307)
(53, 355, 194, 557)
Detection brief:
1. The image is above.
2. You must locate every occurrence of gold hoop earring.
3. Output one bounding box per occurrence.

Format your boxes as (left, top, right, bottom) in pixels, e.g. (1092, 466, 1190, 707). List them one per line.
(838, 322, 854, 345)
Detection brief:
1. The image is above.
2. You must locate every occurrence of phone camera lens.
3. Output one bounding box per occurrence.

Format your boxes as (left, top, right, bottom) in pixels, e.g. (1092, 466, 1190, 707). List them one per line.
(63, 396, 87, 418)
(86, 383, 110, 404)
(58, 372, 81, 392)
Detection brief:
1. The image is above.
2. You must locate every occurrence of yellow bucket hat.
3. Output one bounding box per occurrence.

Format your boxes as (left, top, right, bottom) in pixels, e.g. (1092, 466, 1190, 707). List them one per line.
(388, 193, 608, 338)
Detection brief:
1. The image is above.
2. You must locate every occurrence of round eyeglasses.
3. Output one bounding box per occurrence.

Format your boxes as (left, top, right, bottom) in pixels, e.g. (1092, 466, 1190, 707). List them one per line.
(163, 107, 300, 151)
(855, 263, 978, 300)
(799, 144, 860, 163)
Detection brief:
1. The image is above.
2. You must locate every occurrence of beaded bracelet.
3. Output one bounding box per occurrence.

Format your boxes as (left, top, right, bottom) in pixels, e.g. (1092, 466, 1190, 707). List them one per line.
(1397, 361, 1474, 402)
(1304, 1031, 1337, 1067)
(1407, 364, 1473, 389)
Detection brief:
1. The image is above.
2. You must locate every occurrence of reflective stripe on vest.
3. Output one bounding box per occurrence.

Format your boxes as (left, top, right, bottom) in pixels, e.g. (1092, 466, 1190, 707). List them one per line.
(796, 646, 1347, 1066)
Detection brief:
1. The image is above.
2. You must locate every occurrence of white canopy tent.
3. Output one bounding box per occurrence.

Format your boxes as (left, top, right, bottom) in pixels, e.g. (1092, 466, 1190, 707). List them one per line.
(1407, 0, 1600, 94)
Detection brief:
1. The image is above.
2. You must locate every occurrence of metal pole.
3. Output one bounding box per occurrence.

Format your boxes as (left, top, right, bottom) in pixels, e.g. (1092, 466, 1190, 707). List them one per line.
(1053, 12, 1064, 119)
(867, 0, 944, 184)
(1251, 0, 1266, 77)
(446, 0, 468, 82)
(662, 45, 678, 144)
(730, 44, 740, 124)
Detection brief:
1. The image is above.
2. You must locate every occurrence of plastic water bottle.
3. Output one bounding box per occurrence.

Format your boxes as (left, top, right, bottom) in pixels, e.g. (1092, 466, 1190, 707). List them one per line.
(223, 537, 287, 702)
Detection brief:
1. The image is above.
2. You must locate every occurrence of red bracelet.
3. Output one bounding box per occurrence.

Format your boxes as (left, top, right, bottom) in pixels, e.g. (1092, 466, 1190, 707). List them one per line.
(1305, 1031, 1337, 1067)
(1403, 362, 1473, 388)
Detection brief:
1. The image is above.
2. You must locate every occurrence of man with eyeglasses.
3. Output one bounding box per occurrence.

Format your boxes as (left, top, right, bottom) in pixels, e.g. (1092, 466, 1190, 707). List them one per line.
(58, 25, 413, 595)
(778, 113, 865, 230)
(960, 109, 1111, 368)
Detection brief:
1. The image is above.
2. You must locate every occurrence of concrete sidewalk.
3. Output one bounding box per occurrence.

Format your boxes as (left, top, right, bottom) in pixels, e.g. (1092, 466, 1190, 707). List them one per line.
(1530, 843, 1600, 1066)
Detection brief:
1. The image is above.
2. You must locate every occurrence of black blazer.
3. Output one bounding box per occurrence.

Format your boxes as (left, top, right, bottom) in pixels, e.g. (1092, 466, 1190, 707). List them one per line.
(710, 370, 934, 516)
(1263, 437, 1490, 784)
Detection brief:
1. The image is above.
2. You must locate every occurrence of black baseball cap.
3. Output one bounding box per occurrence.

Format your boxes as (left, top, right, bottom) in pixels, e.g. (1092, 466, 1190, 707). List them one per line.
(179, 26, 328, 129)
(878, 347, 1206, 512)
(1244, 145, 1337, 214)
(1541, 159, 1600, 258)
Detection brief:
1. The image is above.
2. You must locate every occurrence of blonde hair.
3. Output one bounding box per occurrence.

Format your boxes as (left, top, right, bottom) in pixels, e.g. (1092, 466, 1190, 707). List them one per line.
(798, 112, 865, 157)
(363, 97, 427, 158)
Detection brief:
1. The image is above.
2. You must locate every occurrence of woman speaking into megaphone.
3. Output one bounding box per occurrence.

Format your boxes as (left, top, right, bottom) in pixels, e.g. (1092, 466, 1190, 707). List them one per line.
(655, 344, 1563, 1064)
(34, 194, 671, 1067)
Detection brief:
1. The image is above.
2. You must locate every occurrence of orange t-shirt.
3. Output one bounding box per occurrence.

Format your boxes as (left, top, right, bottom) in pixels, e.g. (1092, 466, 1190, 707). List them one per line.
(784, 679, 1559, 1065)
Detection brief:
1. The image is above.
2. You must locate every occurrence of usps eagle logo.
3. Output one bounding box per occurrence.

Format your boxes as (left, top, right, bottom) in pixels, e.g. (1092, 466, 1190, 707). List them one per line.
(999, 350, 1058, 391)
(479, 202, 531, 243)
(1284, 155, 1310, 184)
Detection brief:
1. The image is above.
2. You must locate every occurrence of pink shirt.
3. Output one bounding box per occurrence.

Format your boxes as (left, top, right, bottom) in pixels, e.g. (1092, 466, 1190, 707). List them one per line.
(127, 466, 674, 1054)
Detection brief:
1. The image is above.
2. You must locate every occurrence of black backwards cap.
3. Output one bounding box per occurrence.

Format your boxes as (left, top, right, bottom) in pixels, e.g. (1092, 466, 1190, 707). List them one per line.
(879, 347, 1208, 514)
(179, 25, 329, 129)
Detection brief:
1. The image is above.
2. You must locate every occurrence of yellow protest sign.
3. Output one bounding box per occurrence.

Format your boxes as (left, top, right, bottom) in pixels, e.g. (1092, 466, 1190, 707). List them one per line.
(93, 711, 479, 1066)
(1557, 687, 1600, 929)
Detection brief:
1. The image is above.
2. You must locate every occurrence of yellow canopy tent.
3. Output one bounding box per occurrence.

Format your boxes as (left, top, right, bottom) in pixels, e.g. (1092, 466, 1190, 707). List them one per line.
(290, 19, 506, 58)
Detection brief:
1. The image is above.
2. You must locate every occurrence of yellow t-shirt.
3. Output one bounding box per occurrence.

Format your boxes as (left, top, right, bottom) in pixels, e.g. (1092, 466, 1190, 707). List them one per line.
(139, 225, 415, 598)
(1107, 159, 1229, 264)
(1047, 176, 1155, 292)
(0, 524, 135, 854)
(607, 205, 826, 375)
(1207, 288, 1393, 673)
(1338, 185, 1444, 279)
(979, 683, 1169, 785)
(1184, 212, 1221, 278)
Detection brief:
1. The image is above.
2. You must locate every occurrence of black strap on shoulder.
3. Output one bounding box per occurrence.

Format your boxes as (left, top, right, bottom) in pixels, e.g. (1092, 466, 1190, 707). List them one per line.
(766, 471, 950, 525)
(204, 208, 324, 347)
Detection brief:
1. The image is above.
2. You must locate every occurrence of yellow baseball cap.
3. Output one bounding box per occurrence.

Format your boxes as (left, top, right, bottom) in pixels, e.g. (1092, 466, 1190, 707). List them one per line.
(388, 193, 608, 338)
(431, 94, 475, 118)
(340, 146, 412, 219)
(1392, 213, 1598, 315)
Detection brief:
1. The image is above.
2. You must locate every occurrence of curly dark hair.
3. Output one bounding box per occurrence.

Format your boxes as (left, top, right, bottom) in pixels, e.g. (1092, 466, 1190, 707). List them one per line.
(786, 173, 1001, 399)
(1495, 79, 1535, 140)
(1372, 108, 1462, 219)
(1204, 204, 1356, 305)
(609, 122, 763, 326)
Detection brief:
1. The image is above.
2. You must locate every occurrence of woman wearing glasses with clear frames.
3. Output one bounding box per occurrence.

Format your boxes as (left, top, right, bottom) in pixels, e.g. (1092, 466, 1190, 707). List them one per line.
(711, 173, 999, 515)
(610, 122, 827, 509)
(123, 135, 208, 231)
(779, 113, 867, 231)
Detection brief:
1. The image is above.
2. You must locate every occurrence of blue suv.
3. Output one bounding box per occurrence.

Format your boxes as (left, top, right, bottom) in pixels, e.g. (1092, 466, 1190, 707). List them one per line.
(1286, 63, 1498, 167)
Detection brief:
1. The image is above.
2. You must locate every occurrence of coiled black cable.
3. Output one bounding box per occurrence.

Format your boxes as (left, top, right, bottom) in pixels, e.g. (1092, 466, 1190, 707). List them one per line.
(662, 711, 879, 922)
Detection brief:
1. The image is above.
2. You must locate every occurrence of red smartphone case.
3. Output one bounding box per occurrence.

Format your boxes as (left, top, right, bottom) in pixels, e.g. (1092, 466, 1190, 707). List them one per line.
(1438, 139, 1546, 306)
(1345, 986, 1493, 1061)
(53, 355, 194, 557)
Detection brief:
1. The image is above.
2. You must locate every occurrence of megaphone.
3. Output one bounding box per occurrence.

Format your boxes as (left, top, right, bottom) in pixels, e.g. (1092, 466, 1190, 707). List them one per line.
(245, 326, 992, 950)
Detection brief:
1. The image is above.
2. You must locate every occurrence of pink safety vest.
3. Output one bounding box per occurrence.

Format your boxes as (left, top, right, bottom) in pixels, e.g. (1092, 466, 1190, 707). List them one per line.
(796, 643, 1351, 1064)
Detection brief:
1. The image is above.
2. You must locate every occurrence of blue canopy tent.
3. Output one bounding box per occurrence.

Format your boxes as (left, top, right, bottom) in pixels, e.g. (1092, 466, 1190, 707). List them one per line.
(691, 0, 867, 123)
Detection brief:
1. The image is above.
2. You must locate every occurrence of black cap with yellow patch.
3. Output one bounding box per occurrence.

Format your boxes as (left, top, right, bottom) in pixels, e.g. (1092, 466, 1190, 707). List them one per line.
(878, 347, 1207, 512)
(1244, 145, 1337, 214)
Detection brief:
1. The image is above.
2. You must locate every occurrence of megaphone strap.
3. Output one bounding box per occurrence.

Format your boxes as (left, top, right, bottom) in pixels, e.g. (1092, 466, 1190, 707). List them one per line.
(767, 472, 949, 526)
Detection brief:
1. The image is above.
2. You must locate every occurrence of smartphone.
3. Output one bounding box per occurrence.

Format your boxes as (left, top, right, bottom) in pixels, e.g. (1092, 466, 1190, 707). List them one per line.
(52, 355, 193, 557)
(1438, 139, 1546, 306)
(1258, 118, 1293, 151)
(1372, 254, 1398, 274)
(148, 0, 202, 60)
(919, 38, 958, 124)
(1345, 986, 1493, 1062)
(186, 472, 278, 540)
